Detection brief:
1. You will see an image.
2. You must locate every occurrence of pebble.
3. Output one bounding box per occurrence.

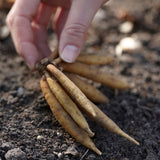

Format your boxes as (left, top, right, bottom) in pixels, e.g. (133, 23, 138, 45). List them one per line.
(57, 152, 63, 159)
(37, 135, 44, 141)
(119, 21, 134, 33)
(56, 131, 60, 136)
(0, 25, 10, 40)
(17, 87, 24, 97)
(115, 37, 142, 56)
(5, 148, 27, 160)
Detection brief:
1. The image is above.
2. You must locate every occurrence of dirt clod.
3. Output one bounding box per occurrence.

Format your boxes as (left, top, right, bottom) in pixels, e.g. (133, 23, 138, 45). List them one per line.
(5, 148, 26, 160)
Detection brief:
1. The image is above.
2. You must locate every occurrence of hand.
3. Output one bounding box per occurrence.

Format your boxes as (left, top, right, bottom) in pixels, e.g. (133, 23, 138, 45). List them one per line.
(6, 0, 108, 69)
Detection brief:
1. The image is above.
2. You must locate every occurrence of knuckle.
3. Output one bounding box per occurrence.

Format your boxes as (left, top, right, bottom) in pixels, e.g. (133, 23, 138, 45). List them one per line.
(7, 14, 30, 28)
(6, 15, 13, 27)
(64, 23, 87, 38)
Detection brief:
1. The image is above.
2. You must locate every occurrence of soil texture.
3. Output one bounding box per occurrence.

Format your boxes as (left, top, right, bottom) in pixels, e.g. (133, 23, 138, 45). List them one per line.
(0, 0, 160, 159)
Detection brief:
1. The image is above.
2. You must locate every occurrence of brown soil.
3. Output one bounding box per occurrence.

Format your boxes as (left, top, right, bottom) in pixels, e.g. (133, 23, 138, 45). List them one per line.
(0, 0, 160, 159)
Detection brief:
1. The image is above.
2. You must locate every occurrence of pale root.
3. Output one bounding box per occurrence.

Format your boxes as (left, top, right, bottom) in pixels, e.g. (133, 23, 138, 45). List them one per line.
(77, 54, 114, 65)
(61, 62, 130, 89)
(66, 73, 109, 103)
(46, 75, 94, 137)
(40, 77, 101, 155)
(81, 101, 140, 146)
(47, 64, 96, 117)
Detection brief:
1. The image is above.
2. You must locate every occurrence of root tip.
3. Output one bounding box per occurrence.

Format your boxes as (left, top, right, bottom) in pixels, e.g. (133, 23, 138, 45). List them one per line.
(125, 135, 140, 146)
(92, 111, 96, 117)
(134, 140, 140, 146)
(119, 130, 140, 146)
(89, 131, 95, 138)
(94, 148, 102, 155)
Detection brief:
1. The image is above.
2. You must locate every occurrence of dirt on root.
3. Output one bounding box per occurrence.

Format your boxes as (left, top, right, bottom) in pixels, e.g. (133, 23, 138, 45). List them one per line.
(0, 0, 160, 160)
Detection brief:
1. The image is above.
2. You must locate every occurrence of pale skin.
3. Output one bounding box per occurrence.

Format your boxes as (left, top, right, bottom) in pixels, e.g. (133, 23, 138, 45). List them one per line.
(6, 0, 109, 69)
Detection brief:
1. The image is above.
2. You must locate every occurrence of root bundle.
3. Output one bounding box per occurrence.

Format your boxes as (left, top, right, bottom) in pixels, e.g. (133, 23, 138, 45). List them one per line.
(38, 53, 139, 155)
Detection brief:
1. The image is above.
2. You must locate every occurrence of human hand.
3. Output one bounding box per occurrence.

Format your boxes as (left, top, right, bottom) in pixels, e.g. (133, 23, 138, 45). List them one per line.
(6, 0, 109, 70)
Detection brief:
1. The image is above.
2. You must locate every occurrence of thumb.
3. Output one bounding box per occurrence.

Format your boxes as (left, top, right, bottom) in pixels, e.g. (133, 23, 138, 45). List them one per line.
(59, 0, 103, 63)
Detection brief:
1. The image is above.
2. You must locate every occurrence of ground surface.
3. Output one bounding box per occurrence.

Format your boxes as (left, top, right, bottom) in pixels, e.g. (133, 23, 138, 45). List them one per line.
(0, 0, 160, 159)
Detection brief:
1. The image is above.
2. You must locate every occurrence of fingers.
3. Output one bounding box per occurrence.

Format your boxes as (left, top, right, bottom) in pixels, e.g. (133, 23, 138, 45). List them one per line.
(6, 0, 42, 69)
(6, 0, 55, 69)
(6, 0, 108, 68)
(32, 3, 54, 58)
(42, 0, 70, 9)
(54, 8, 69, 39)
(58, 0, 105, 63)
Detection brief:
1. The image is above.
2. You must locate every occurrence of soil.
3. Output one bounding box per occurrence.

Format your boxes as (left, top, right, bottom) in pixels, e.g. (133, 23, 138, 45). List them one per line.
(0, 0, 160, 160)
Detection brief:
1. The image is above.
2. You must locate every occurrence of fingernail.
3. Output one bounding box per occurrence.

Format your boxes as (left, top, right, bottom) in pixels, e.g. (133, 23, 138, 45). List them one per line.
(60, 45, 79, 63)
(23, 54, 35, 70)
(26, 61, 35, 70)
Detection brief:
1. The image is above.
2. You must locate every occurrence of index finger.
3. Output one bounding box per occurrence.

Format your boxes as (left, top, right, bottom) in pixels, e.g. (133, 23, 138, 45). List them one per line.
(7, 0, 42, 69)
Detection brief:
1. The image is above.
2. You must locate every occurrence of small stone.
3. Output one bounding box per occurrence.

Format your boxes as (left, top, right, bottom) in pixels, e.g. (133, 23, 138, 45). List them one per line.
(17, 87, 24, 97)
(119, 21, 134, 34)
(121, 37, 142, 50)
(37, 135, 44, 141)
(5, 148, 27, 160)
(56, 131, 60, 136)
(115, 37, 142, 56)
(57, 152, 63, 159)
(0, 25, 10, 40)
